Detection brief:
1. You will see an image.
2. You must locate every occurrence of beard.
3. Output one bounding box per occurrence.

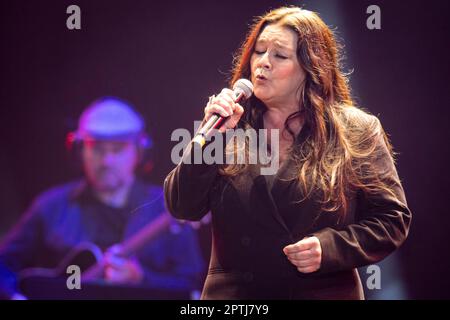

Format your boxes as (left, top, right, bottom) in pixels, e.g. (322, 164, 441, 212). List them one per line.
(89, 168, 126, 192)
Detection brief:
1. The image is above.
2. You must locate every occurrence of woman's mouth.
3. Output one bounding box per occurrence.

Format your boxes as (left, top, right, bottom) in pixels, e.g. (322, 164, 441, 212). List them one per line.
(255, 74, 268, 82)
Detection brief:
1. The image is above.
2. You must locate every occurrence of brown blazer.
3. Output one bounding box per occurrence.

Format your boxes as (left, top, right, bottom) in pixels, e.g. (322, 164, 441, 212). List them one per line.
(164, 110, 411, 300)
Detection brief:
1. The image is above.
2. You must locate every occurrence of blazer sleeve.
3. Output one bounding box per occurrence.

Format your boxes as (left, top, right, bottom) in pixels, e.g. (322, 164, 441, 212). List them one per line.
(312, 116, 412, 274)
(164, 142, 219, 221)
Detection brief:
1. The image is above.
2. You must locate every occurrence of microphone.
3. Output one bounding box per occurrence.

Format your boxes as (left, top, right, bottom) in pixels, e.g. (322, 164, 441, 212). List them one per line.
(193, 79, 253, 147)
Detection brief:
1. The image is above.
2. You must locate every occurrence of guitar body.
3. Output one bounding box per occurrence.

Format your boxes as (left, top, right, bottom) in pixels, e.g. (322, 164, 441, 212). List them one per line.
(18, 242, 103, 298)
(16, 213, 176, 299)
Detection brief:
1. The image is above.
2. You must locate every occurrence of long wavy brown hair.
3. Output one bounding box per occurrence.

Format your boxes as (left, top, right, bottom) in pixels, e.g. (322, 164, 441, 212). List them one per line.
(221, 7, 398, 218)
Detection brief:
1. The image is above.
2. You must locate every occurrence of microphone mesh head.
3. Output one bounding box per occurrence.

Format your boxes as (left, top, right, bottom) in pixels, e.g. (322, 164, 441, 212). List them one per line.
(233, 79, 254, 99)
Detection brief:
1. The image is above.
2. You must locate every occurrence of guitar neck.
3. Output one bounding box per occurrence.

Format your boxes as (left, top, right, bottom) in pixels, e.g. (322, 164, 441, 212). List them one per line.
(81, 212, 173, 282)
(120, 212, 173, 257)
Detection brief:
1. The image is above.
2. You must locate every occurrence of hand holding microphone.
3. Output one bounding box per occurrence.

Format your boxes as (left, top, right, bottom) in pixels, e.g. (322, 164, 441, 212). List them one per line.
(193, 79, 253, 147)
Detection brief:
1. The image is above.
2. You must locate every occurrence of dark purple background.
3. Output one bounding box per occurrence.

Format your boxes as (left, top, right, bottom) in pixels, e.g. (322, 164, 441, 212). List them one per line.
(1, 0, 449, 299)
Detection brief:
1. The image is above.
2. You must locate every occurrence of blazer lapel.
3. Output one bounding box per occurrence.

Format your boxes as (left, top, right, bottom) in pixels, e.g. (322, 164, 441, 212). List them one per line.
(268, 121, 323, 237)
(227, 115, 318, 238)
(249, 164, 293, 236)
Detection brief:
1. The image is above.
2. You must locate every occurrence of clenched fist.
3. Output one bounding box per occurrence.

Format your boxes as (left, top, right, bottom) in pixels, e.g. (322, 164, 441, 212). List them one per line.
(283, 236, 322, 273)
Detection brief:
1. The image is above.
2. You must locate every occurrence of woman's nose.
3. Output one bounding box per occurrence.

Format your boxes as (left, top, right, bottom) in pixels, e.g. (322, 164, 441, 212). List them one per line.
(257, 52, 271, 70)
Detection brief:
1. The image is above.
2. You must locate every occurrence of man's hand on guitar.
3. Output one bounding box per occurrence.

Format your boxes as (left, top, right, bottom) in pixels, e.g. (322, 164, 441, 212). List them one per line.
(104, 245, 144, 285)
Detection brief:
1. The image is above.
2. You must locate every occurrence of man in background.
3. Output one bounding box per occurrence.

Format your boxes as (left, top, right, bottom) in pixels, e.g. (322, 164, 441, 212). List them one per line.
(0, 97, 204, 299)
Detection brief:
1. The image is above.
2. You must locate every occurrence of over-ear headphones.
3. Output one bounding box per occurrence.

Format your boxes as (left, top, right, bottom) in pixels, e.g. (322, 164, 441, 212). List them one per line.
(65, 97, 155, 175)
